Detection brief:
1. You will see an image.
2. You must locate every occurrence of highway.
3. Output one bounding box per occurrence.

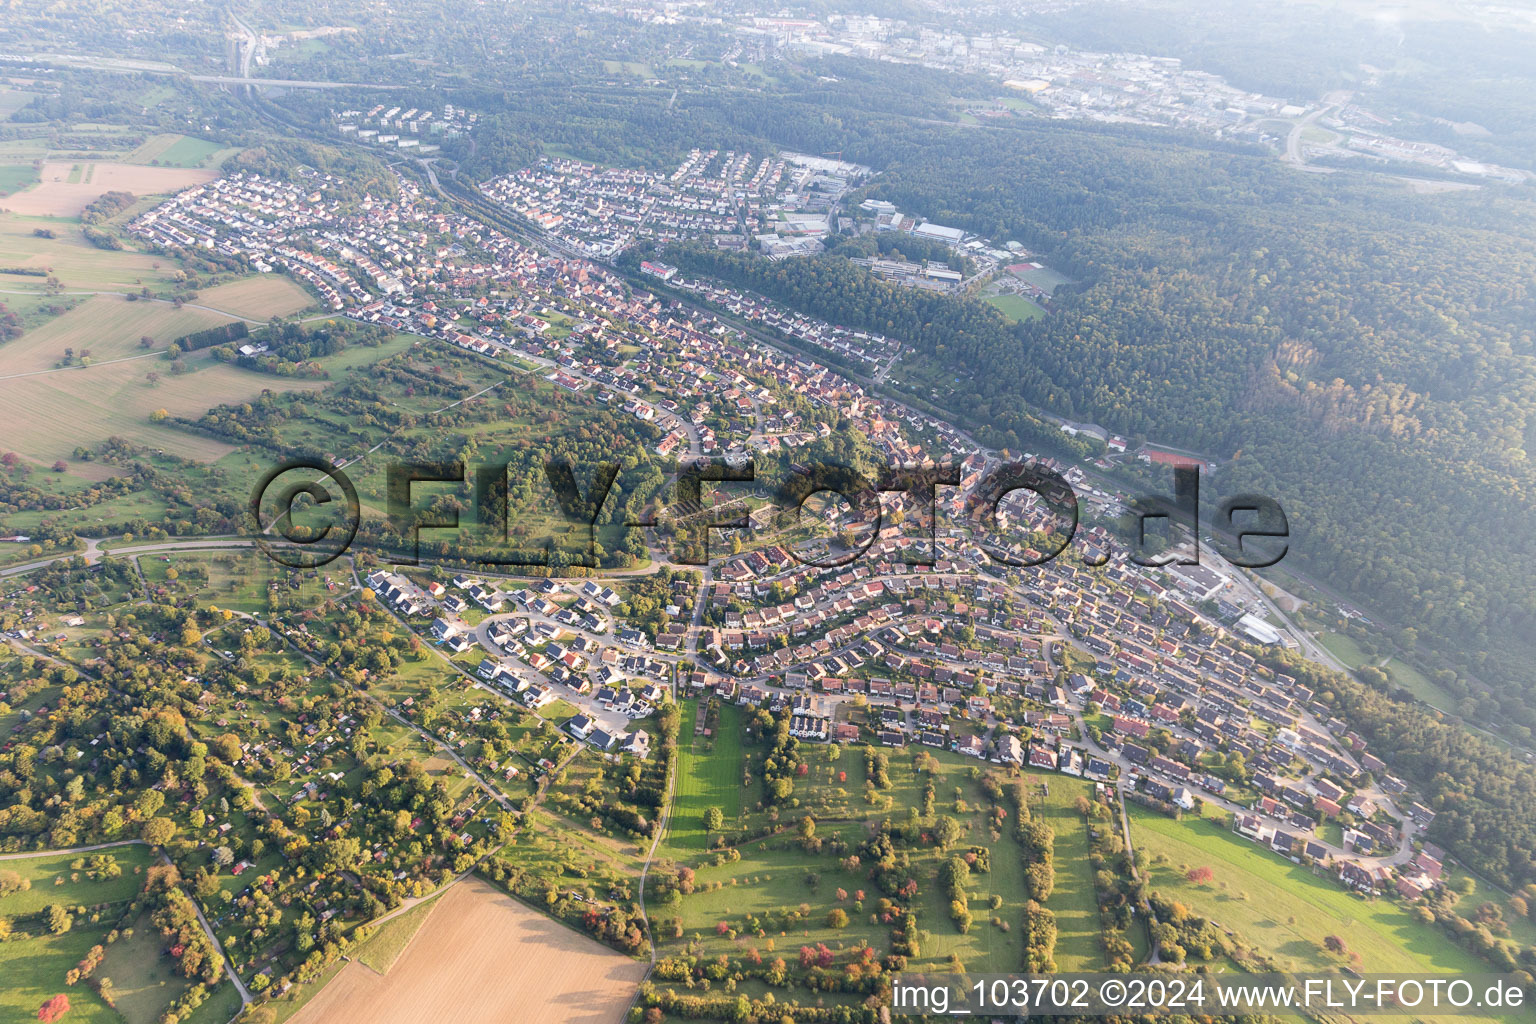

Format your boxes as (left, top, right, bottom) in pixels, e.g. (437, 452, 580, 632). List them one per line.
(1284, 91, 1351, 167)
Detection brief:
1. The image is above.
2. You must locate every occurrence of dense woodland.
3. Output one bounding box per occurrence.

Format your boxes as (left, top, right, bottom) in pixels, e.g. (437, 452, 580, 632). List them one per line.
(859, 127, 1536, 728)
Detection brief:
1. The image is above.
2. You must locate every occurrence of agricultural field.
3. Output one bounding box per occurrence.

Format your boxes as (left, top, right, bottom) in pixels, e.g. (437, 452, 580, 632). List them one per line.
(287, 876, 648, 1024)
(1129, 808, 1508, 983)
(196, 275, 318, 319)
(0, 212, 185, 292)
(0, 295, 328, 467)
(0, 293, 229, 373)
(0, 161, 217, 218)
(124, 133, 234, 169)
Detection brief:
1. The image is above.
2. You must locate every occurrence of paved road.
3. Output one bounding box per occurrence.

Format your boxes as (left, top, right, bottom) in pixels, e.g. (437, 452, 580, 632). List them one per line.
(0, 839, 151, 860)
(1, 538, 258, 578)
(1284, 92, 1351, 166)
(189, 74, 404, 89)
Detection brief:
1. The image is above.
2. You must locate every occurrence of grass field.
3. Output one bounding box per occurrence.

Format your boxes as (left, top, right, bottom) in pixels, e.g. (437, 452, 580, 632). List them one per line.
(1317, 632, 1458, 711)
(0, 86, 36, 119)
(0, 212, 185, 291)
(1129, 808, 1514, 992)
(0, 844, 158, 1024)
(662, 701, 744, 853)
(1318, 630, 1372, 669)
(600, 61, 654, 77)
(0, 922, 124, 1024)
(1025, 773, 1103, 970)
(1380, 655, 1458, 710)
(0, 844, 154, 914)
(0, 161, 39, 196)
(658, 710, 1103, 980)
(103, 908, 245, 1024)
(984, 292, 1046, 322)
(353, 900, 440, 975)
(197, 274, 318, 319)
(288, 877, 647, 1024)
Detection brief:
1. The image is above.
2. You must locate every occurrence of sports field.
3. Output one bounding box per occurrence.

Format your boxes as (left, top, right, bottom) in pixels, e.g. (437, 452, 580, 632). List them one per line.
(1, 161, 216, 217)
(289, 876, 647, 1024)
(985, 292, 1046, 322)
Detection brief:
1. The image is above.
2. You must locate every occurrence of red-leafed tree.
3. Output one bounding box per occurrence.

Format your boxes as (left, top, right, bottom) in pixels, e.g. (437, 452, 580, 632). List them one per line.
(38, 995, 71, 1022)
(1186, 866, 1214, 885)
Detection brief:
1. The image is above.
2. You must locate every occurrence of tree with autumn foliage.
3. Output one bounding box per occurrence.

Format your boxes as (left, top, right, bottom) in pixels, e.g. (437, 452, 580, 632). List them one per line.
(1186, 866, 1214, 885)
(38, 994, 70, 1022)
